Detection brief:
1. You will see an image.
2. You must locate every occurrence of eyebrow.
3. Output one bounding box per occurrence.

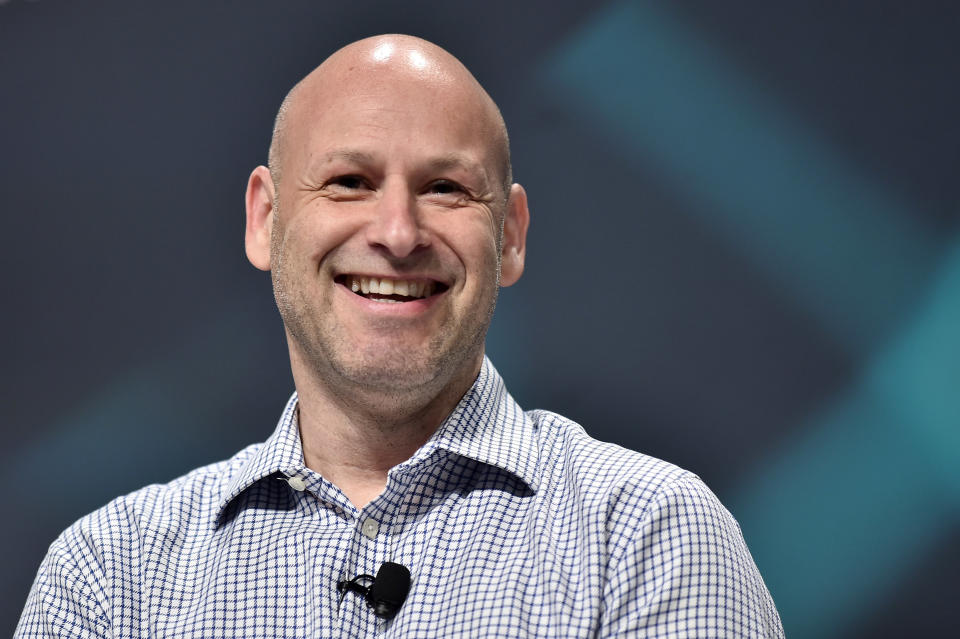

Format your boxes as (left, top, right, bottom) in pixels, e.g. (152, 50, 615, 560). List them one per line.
(314, 149, 377, 167)
(424, 153, 485, 175)
(310, 149, 492, 190)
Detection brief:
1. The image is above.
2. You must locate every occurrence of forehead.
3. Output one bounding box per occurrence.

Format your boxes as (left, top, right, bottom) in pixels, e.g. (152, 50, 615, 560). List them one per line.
(285, 68, 502, 177)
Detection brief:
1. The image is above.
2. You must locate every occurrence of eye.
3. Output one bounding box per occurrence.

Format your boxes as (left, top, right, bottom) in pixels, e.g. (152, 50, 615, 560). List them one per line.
(426, 180, 465, 196)
(326, 175, 369, 190)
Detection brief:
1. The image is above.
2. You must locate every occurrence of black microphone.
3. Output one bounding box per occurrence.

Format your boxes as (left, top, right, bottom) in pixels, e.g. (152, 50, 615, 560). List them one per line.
(337, 562, 411, 620)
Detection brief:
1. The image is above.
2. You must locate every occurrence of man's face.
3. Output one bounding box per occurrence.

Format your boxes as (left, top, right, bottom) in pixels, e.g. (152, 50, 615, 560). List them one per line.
(264, 67, 517, 397)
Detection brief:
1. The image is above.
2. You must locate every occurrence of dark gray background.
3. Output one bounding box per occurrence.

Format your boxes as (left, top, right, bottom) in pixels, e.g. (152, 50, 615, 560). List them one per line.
(3, 1, 958, 637)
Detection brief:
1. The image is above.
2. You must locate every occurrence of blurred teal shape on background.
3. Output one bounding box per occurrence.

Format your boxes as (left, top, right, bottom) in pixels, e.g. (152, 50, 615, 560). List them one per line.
(733, 241, 960, 637)
(543, 2, 960, 637)
(543, 0, 940, 357)
(0, 304, 282, 522)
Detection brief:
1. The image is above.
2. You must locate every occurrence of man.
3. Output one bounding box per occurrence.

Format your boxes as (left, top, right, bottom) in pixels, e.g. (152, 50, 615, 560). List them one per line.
(17, 35, 784, 637)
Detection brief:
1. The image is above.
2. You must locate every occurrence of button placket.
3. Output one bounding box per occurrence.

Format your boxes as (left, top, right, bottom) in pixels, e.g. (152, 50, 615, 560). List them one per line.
(352, 481, 412, 621)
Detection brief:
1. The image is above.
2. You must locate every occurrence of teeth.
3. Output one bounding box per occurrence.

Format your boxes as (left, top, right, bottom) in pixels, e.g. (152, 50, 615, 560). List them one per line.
(345, 276, 438, 300)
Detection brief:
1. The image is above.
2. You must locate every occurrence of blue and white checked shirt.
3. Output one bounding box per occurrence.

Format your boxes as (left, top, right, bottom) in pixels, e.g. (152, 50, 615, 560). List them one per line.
(18, 358, 783, 637)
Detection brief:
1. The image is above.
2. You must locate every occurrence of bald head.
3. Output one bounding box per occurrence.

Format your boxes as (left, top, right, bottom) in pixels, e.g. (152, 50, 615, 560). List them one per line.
(268, 35, 512, 199)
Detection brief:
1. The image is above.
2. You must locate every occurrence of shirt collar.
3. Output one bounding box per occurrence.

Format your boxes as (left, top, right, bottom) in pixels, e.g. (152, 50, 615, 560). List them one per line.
(215, 393, 306, 521)
(404, 357, 540, 492)
(215, 356, 539, 521)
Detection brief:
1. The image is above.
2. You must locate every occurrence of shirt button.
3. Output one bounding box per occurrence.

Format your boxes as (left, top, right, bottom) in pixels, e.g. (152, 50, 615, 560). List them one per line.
(361, 517, 380, 539)
(286, 476, 306, 491)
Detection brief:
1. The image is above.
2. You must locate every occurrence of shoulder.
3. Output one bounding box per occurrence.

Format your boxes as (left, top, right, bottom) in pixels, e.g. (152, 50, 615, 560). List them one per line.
(56, 442, 262, 563)
(527, 409, 732, 540)
(528, 408, 696, 498)
(17, 444, 264, 637)
(527, 411, 783, 636)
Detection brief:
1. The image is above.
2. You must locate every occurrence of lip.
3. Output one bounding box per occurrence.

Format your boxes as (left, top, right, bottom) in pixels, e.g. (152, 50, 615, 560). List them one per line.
(334, 275, 447, 317)
(334, 271, 451, 287)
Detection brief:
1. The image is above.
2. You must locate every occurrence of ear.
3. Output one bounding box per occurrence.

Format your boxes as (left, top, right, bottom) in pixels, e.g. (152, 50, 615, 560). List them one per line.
(245, 165, 275, 271)
(499, 183, 529, 287)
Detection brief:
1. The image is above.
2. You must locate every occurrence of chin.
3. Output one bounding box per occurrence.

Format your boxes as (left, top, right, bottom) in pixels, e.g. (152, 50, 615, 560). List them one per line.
(342, 358, 440, 393)
(288, 317, 487, 400)
(331, 339, 481, 398)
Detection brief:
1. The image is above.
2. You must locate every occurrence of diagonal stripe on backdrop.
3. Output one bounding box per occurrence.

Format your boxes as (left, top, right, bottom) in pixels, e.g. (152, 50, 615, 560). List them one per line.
(542, 2, 960, 637)
(542, 0, 940, 357)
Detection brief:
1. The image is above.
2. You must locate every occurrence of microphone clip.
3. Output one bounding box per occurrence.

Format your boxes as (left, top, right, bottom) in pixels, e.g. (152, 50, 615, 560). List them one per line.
(337, 562, 411, 620)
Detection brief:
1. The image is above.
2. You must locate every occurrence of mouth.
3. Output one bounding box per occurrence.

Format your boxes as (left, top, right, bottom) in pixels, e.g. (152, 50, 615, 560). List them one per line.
(334, 274, 449, 304)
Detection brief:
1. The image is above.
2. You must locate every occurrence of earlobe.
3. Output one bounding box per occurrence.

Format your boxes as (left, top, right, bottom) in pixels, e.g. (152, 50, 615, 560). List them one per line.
(500, 184, 530, 287)
(245, 165, 276, 271)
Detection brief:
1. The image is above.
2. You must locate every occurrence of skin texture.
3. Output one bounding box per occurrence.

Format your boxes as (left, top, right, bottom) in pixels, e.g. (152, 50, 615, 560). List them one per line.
(245, 35, 529, 507)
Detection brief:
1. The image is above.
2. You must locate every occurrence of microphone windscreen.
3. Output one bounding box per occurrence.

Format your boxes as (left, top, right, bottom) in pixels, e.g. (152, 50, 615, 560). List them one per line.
(368, 562, 411, 619)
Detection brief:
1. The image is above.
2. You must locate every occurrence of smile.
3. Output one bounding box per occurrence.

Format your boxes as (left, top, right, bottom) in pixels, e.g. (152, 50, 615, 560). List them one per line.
(336, 275, 448, 303)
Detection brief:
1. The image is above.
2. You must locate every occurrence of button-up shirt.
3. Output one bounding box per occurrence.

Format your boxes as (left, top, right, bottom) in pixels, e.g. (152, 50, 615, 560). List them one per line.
(17, 358, 783, 637)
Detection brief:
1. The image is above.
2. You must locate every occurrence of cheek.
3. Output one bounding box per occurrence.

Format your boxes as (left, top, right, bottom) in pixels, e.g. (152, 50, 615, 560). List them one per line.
(439, 217, 501, 270)
(281, 210, 357, 265)
(468, 235, 503, 280)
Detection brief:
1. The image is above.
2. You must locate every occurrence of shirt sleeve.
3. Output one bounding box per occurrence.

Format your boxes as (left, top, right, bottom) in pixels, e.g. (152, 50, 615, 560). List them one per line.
(15, 532, 111, 639)
(598, 474, 784, 638)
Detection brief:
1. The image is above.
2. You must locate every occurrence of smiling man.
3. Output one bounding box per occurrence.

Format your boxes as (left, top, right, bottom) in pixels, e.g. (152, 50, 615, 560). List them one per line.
(17, 36, 783, 638)
(242, 40, 528, 509)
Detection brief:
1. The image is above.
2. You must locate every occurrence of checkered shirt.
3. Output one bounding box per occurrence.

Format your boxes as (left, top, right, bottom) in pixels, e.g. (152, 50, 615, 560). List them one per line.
(17, 357, 783, 637)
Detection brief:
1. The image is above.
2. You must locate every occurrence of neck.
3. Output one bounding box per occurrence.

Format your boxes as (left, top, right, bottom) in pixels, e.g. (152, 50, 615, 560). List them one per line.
(289, 348, 482, 509)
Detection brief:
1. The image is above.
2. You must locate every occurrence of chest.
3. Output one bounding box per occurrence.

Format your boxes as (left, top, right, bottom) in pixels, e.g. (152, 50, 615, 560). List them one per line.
(121, 481, 606, 637)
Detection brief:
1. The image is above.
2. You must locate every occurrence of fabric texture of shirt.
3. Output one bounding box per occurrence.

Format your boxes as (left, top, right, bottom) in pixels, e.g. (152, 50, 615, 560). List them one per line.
(17, 357, 784, 638)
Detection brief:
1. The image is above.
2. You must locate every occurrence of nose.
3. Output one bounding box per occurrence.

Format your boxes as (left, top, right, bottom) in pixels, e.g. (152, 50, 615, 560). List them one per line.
(365, 179, 429, 258)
